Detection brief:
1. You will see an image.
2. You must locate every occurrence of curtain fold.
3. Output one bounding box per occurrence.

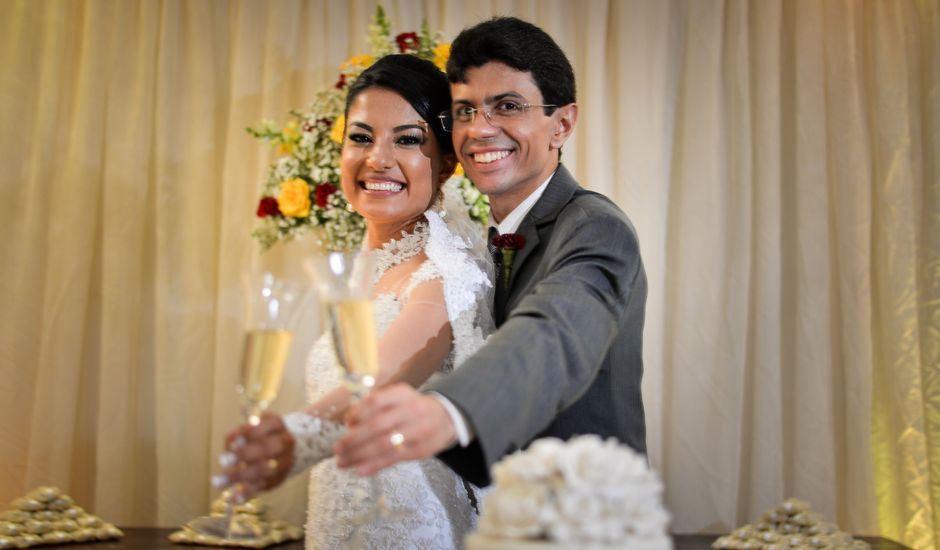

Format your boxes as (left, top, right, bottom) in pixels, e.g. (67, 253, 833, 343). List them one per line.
(0, 2, 936, 546)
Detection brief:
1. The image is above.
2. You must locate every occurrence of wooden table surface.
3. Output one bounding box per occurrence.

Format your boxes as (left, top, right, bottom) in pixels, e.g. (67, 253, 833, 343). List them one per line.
(42, 528, 909, 549)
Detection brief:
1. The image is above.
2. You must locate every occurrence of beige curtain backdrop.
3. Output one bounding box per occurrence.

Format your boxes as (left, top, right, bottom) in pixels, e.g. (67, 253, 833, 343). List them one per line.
(1, 0, 937, 546)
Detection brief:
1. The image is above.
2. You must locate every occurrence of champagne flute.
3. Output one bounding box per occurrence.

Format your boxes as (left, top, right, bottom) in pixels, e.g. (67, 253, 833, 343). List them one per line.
(307, 251, 391, 537)
(239, 273, 299, 426)
(189, 272, 303, 541)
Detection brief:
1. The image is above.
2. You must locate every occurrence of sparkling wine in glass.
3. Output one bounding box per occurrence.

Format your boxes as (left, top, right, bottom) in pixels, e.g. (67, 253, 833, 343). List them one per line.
(239, 327, 293, 426)
(326, 296, 379, 396)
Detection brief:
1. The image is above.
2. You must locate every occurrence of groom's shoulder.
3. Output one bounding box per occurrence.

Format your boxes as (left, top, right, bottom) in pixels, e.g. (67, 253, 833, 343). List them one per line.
(556, 186, 638, 240)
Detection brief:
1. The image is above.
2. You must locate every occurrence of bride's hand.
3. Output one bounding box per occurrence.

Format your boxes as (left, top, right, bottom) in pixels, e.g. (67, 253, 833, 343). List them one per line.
(334, 383, 457, 476)
(217, 412, 296, 499)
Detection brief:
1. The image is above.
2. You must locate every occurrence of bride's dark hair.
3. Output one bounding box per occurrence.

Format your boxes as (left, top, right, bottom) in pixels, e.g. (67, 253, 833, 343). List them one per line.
(344, 54, 454, 155)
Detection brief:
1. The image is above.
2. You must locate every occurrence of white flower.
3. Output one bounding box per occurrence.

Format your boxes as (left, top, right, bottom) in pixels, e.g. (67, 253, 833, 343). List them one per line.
(492, 438, 561, 485)
(478, 435, 671, 544)
(479, 482, 549, 539)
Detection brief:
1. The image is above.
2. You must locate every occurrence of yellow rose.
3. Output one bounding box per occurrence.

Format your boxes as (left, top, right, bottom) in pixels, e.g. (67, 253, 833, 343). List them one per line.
(330, 115, 345, 144)
(282, 120, 301, 140)
(453, 162, 464, 177)
(341, 54, 375, 71)
(433, 43, 450, 71)
(276, 142, 294, 156)
(277, 179, 311, 218)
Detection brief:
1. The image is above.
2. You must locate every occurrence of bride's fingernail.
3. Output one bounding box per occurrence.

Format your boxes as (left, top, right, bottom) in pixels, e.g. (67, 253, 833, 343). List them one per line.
(230, 436, 247, 450)
(211, 474, 230, 489)
(218, 452, 237, 468)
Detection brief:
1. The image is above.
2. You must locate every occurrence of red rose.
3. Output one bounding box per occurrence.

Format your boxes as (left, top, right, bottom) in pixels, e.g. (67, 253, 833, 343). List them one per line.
(395, 32, 419, 53)
(256, 196, 281, 218)
(335, 73, 347, 89)
(492, 233, 526, 251)
(315, 183, 338, 208)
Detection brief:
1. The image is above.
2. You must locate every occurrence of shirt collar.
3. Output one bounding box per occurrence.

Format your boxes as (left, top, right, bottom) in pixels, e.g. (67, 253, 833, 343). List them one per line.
(488, 171, 555, 235)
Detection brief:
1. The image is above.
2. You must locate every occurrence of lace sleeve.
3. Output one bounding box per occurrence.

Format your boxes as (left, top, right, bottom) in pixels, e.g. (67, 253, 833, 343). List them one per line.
(282, 411, 347, 477)
(424, 183, 495, 367)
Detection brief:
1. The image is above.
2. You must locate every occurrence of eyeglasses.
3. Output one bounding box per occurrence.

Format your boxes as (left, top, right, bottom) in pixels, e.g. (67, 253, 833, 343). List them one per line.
(437, 100, 558, 132)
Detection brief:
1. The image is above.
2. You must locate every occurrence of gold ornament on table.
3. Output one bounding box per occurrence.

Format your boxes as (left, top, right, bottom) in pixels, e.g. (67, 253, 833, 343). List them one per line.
(0, 486, 123, 549)
(711, 498, 869, 550)
(248, 5, 489, 253)
(169, 492, 302, 548)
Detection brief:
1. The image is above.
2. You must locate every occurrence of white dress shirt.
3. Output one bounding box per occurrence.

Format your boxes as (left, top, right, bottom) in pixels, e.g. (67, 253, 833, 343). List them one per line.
(430, 172, 555, 447)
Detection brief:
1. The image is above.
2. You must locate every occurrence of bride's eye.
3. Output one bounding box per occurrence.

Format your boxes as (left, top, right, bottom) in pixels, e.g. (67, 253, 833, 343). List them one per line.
(347, 132, 372, 144)
(396, 132, 425, 147)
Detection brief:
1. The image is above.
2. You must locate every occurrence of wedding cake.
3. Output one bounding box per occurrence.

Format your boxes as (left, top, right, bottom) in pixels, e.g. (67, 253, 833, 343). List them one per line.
(466, 435, 673, 550)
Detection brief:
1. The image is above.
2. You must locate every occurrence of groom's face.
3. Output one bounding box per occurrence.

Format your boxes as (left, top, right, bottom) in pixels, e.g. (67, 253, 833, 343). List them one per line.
(450, 62, 561, 217)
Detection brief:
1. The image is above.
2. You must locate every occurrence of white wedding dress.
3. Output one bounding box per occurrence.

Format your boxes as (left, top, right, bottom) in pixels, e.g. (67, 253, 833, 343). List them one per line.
(284, 194, 494, 550)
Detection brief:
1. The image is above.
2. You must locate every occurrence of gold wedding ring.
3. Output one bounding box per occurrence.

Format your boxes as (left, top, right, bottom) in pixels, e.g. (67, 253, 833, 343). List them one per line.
(389, 432, 405, 449)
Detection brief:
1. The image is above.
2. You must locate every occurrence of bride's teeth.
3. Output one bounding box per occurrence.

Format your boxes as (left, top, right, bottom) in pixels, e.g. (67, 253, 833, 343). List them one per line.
(364, 182, 403, 192)
(473, 151, 510, 164)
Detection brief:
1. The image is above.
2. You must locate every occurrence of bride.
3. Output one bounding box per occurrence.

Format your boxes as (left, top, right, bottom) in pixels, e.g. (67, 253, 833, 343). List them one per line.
(218, 54, 493, 549)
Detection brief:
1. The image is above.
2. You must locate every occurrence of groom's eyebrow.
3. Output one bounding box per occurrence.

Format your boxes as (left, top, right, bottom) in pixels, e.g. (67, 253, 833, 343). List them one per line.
(453, 92, 525, 106)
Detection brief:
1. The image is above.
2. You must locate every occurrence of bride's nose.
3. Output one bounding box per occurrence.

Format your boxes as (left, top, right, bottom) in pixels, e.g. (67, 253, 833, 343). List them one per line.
(366, 142, 394, 171)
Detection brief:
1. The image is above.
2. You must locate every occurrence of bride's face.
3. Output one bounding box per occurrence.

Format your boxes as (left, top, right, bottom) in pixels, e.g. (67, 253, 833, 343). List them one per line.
(341, 87, 452, 230)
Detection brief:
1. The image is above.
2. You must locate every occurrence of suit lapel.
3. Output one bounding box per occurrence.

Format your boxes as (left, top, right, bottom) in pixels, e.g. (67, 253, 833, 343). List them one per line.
(497, 165, 580, 320)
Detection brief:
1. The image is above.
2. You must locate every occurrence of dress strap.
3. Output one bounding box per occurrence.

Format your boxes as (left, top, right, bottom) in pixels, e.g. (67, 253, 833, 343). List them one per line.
(400, 260, 442, 303)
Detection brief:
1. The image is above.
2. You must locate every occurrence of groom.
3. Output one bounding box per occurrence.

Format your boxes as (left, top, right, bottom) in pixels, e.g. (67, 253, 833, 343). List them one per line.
(336, 16, 648, 487)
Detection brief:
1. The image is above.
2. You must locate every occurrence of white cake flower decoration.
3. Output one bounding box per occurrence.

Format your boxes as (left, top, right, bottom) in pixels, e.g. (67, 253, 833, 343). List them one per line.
(478, 435, 672, 546)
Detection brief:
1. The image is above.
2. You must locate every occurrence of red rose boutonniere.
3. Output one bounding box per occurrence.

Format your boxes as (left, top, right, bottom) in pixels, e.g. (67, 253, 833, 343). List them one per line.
(491, 233, 526, 286)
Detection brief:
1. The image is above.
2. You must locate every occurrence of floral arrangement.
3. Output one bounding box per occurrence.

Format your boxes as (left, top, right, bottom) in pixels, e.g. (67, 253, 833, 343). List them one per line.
(248, 7, 488, 252)
(476, 435, 671, 545)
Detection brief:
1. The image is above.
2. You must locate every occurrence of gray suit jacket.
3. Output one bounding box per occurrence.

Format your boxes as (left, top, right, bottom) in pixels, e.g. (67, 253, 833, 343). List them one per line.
(428, 165, 647, 487)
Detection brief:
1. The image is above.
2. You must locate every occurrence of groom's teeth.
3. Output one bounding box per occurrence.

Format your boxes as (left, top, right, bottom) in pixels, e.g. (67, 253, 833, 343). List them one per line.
(473, 150, 510, 164)
(364, 182, 403, 192)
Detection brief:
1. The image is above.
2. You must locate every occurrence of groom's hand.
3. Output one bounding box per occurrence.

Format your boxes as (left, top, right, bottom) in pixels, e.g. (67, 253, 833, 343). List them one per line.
(335, 383, 456, 476)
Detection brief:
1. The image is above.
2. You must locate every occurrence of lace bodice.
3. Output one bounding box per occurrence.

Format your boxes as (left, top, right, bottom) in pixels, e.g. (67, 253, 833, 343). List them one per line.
(288, 200, 493, 549)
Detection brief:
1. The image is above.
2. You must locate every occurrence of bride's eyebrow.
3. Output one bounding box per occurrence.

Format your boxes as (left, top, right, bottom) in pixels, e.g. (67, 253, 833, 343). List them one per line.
(393, 123, 428, 133)
(349, 121, 373, 132)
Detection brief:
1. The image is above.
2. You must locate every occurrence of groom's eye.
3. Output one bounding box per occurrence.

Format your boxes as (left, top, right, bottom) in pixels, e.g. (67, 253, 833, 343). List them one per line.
(494, 100, 523, 114)
(453, 106, 475, 120)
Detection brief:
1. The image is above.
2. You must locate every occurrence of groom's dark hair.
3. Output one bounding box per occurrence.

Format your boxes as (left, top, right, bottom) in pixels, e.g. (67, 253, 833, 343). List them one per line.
(446, 17, 576, 110)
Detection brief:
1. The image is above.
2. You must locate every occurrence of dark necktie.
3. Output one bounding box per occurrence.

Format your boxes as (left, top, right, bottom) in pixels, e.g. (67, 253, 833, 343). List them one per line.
(488, 226, 502, 269)
(488, 226, 508, 324)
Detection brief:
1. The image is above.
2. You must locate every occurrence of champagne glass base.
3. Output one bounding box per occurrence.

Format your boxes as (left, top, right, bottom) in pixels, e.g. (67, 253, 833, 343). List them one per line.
(186, 514, 268, 541)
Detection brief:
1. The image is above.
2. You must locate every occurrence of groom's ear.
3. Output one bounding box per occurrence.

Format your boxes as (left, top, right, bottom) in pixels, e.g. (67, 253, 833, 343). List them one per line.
(439, 152, 457, 183)
(549, 103, 578, 151)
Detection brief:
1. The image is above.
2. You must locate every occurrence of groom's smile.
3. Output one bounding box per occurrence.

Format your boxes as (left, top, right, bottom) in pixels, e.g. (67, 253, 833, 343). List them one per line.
(470, 150, 512, 164)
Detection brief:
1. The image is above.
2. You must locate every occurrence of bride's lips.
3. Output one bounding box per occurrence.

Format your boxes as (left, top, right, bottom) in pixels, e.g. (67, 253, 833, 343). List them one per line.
(359, 176, 406, 194)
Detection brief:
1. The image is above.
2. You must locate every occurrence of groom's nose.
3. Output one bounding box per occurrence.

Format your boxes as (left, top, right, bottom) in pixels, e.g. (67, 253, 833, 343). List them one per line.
(463, 111, 501, 139)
